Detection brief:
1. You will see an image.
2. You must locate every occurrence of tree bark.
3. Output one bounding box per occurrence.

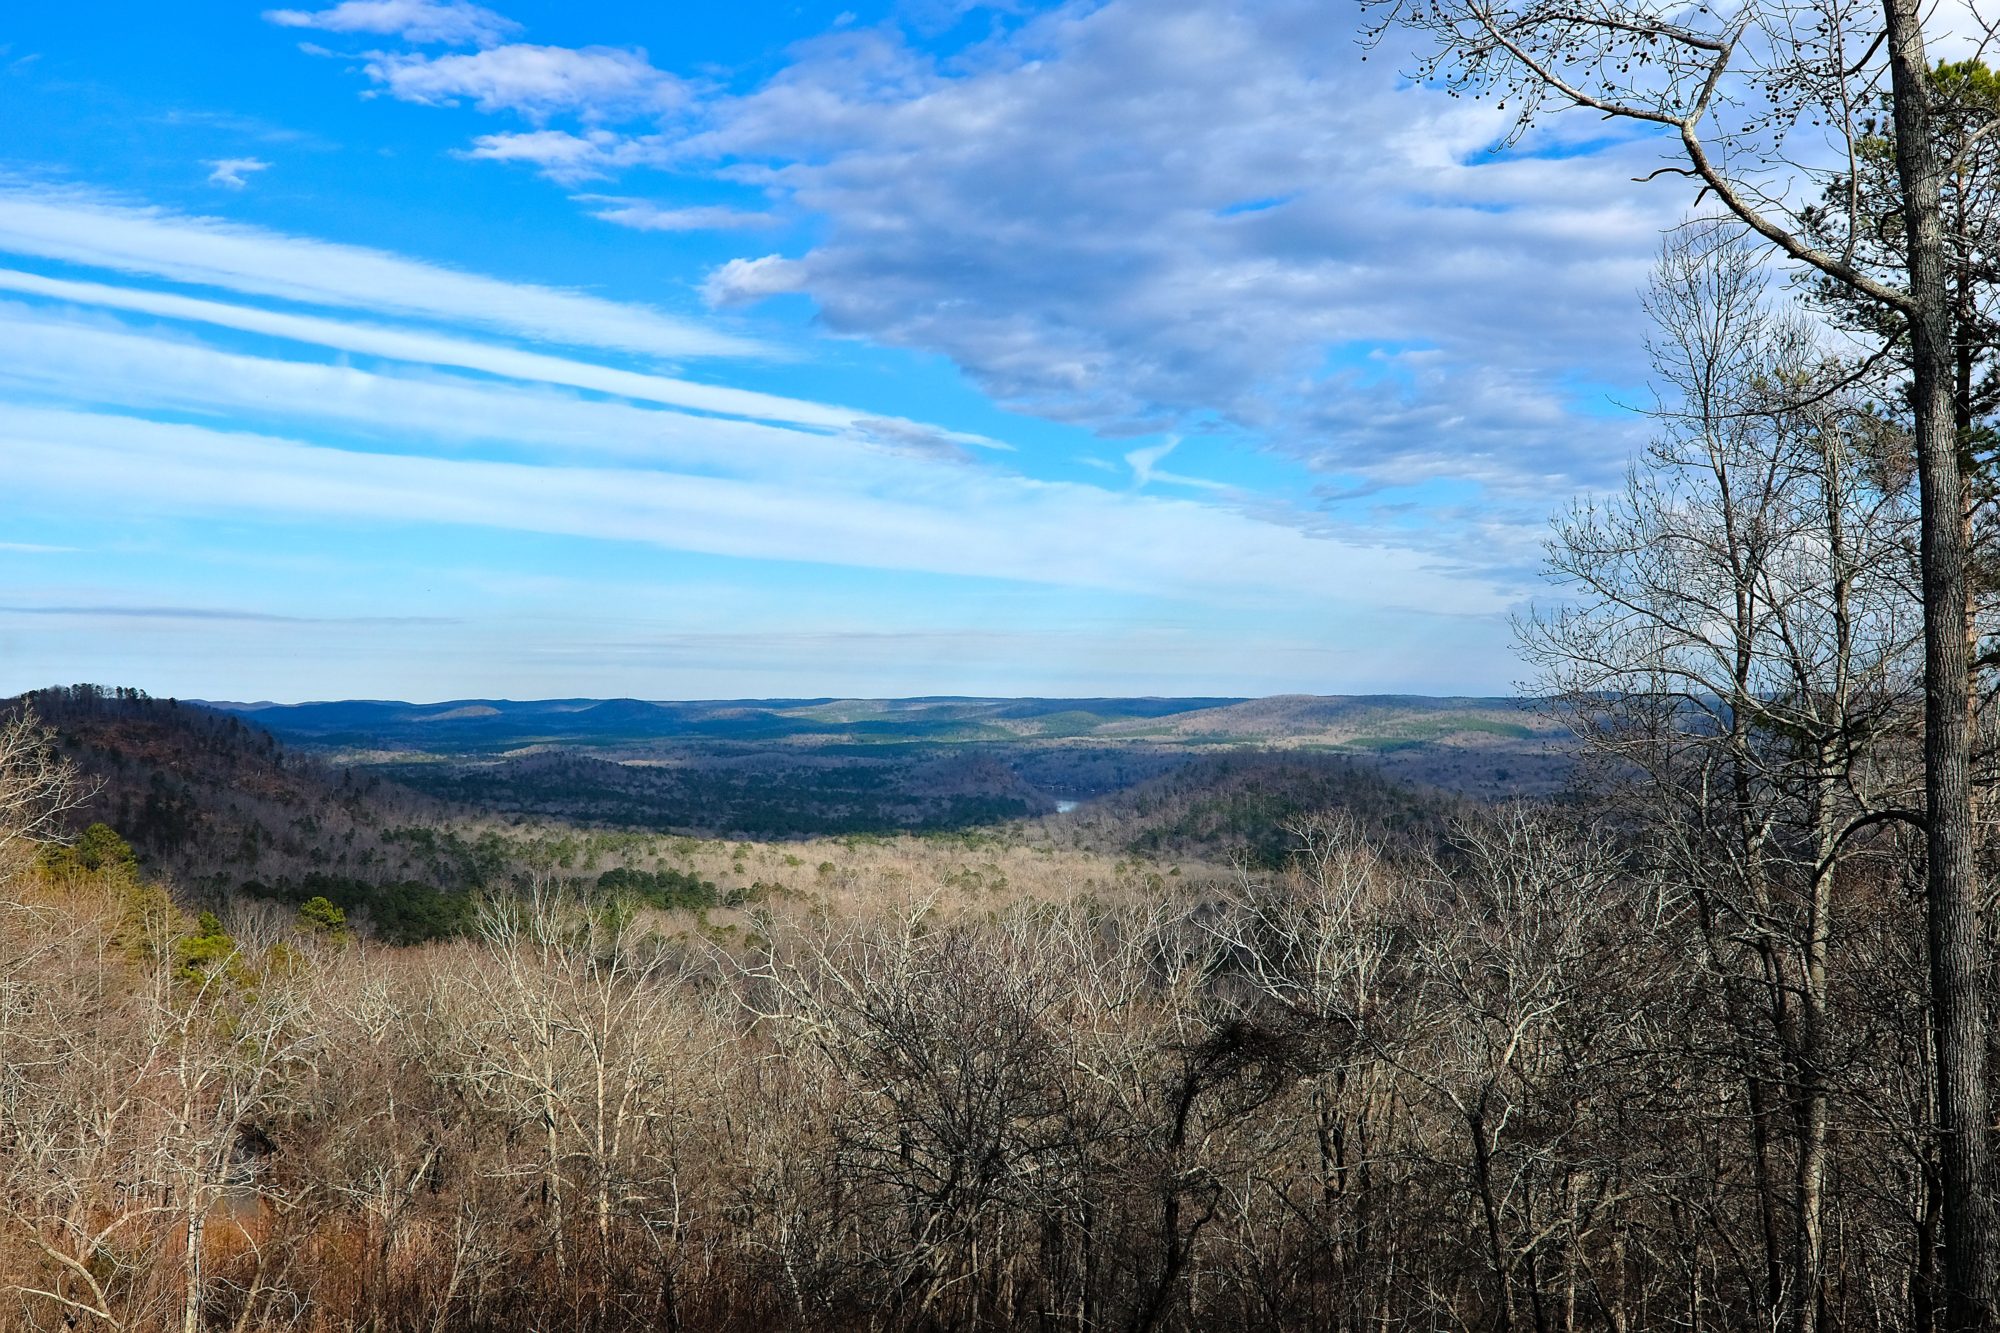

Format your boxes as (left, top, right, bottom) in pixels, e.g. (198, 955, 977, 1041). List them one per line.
(1883, 2, 1997, 1325)
(1469, 1105, 1515, 1333)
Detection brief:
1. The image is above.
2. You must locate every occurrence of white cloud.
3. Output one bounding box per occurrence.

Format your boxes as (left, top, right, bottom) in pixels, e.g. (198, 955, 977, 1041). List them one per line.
(848, 417, 1015, 462)
(704, 254, 806, 306)
(0, 186, 756, 360)
(582, 197, 779, 232)
(245, 0, 1676, 549)
(0, 182, 1537, 695)
(205, 157, 271, 189)
(268, 18, 696, 196)
(1, 405, 1512, 613)
(458, 129, 631, 183)
(264, 0, 519, 46)
(363, 44, 684, 121)
(685, 0, 1677, 492)
(2, 298, 1519, 691)
(1124, 438, 1177, 488)
(0, 300, 972, 481)
(0, 268, 851, 429)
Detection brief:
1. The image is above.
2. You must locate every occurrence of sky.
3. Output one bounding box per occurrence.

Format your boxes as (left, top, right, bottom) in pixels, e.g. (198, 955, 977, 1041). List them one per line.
(0, 0, 1693, 702)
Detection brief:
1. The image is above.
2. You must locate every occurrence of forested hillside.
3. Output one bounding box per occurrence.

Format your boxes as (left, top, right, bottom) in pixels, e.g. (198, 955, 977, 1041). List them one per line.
(0, 690, 1943, 1333)
(1052, 749, 1475, 866)
(382, 744, 1050, 836)
(17, 685, 1494, 940)
(27, 685, 440, 882)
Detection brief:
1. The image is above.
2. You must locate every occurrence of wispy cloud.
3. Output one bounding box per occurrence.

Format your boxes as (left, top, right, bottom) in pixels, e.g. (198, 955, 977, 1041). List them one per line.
(1124, 439, 1177, 488)
(0, 185, 757, 359)
(0, 197, 1436, 614)
(0, 180, 1538, 672)
(0, 301, 1032, 502)
(362, 44, 684, 121)
(264, 0, 518, 47)
(2, 405, 1508, 614)
(265, 11, 769, 230)
(0, 300, 945, 478)
(849, 418, 1016, 463)
(205, 157, 271, 189)
(0, 268, 854, 429)
(458, 129, 641, 183)
(581, 197, 779, 233)
(0, 603, 456, 625)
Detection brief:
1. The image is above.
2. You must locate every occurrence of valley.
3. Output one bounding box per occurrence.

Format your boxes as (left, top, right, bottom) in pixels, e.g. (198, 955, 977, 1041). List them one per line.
(21, 683, 1532, 941)
(211, 689, 1569, 835)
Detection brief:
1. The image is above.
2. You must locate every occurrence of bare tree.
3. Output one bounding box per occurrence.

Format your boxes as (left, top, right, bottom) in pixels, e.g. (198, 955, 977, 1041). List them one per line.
(1212, 816, 1418, 1328)
(1360, 0, 2000, 1316)
(0, 706, 91, 878)
(1408, 813, 1629, 1333)
(1524, 223, 1928, 1330)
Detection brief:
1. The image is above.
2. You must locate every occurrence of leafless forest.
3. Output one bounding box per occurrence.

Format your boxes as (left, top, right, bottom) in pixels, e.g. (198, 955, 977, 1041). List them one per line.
(0, 741, 1956, 1333)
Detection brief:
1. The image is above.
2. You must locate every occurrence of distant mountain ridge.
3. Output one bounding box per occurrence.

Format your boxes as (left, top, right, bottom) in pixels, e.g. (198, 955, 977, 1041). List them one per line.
(6, 686, 1569, 918)
(195, 692, 1571, 804)
(199, 693, 1554, 757)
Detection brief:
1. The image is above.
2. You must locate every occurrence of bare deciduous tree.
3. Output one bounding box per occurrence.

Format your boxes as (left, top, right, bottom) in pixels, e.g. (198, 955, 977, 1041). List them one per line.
(0, 706, 91, 877)
(1359, 0, 2000, 1314)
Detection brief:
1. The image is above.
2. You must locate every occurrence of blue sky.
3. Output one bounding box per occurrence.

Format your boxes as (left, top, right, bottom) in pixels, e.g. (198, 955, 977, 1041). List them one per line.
(0, 0, 1683, 702)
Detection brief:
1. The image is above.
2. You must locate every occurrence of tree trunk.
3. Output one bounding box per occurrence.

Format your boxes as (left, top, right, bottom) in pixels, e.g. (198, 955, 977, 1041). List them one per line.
(182, 1203, 206, 1333)
(1883, 2, 1996, 1325)
(1469, 1105, 1514, 1333)
(1919, 1151, 1945, 1333)
(1793, 939, 1830, 1333)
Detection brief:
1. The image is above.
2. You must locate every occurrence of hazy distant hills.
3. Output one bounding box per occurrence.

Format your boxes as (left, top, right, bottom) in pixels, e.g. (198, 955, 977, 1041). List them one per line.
(9, 686, 1571, 905)
(203, 692, 1562, 762)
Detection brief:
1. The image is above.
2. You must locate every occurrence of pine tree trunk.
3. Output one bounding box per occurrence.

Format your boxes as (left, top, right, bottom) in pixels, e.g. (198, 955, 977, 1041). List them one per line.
(1883, 2, 1996, 1324)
